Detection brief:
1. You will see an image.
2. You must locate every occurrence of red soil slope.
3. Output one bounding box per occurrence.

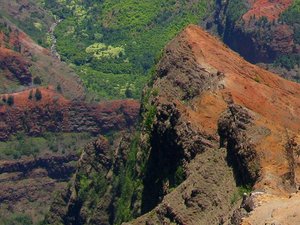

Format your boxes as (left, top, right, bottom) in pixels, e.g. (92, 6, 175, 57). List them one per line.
(0, 47, 32, 84)
(0, 87, 140, 140)
(0, 22, 85, 99)
(129, 25, 300, 225)
(185, 24, 300, 193)
(243, 0, 293, 21)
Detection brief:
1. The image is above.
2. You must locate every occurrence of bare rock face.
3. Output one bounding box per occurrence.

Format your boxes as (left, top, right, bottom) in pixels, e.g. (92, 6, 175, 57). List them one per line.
(0, 47, 32, 85)
(45, 25, 300, 225)
(0, 153, 79, 223)
(44, 133, 135, 225)
(0, 88, 140, 141)
(125, 25, 300, 225)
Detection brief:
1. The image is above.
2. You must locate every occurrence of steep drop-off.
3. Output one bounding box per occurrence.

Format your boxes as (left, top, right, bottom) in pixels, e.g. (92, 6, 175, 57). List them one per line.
(210, 0, 299, 80)
(48, 24, 300, 225)
(128, 24, 300, 225)
(0, 86, 140, 223)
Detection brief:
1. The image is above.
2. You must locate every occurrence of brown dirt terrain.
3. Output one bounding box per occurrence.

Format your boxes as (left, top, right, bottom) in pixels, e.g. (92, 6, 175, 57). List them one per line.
(124, 25, 300, 224)
(243, 0, 293, 21)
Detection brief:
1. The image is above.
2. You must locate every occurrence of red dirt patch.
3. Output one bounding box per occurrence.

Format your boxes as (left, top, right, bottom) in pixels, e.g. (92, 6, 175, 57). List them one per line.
(0, 86, 69, 108)
(243, 0, 293, 21)
(0, 88, 140, 140)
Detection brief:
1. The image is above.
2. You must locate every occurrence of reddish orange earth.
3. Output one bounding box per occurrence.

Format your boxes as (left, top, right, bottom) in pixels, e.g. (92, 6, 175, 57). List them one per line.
(181, 25, 300, 196)
(243, 0, 293, 21)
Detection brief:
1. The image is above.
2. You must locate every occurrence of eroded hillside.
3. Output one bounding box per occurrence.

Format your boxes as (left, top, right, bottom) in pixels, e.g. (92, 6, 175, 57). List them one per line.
(211, 0, 300, 80)
(0, 16, 85, 100)
(0, 87, 140, 224)
(47, 25, 300, 225)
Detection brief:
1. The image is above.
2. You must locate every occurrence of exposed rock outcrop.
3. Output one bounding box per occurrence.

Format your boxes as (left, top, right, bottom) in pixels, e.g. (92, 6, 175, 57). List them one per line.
(126, 25, 300, 224)
(0, 153, 78, 223)
(0, 88, 140, 141)
(46, 24, 300, 225)
(44, 133, 135, 225)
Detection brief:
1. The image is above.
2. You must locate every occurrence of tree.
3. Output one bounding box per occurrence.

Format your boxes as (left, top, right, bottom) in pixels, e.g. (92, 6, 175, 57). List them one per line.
(125, 87, 133, 98)
(28, 90, 33, 100)
(35, 89, 42, 101)
(56, 84, 62, 93)
(33, 76, 42, 85)
(7, 95, 14, 106)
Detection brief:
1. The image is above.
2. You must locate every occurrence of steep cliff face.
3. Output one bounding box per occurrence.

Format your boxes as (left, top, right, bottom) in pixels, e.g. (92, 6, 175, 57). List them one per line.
(45, 133, 136, 225)
(127, 25, 300, 224)
(47, 24, 300, 225)
(0, 87, 140, 141)
(210, 0, 299, 79)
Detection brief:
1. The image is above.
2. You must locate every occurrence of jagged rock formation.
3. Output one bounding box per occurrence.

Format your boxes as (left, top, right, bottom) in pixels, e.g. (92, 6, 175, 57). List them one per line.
(207, 0, 299, 80)
(0, 153, 79, 223)
(0, 87, 140, 141)
(46, 24, 300, 225)
(125, 24, 300, 225)
(44, 133, 135, 225)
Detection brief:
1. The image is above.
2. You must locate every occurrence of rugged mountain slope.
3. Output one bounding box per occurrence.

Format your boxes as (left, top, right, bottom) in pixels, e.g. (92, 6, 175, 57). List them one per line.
(0, 88, 139, 224)
(211, 0, 299, 80)
(0, 0, 54, 47)
(129, 24, 300, 225)
(0, 87, 139, 141)
(0, 16, 85, 99)
(47, 25, 300, 225)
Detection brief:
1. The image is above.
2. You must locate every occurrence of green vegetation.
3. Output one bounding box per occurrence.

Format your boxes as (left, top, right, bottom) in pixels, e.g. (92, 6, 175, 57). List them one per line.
(141, 88, 159, 133)
(33, 77, 42, 85)
(35, 88, 42, 101)
(143, 105, 157, 132)
(77, 172, 107, 206)
(274, 53, 300, 71)
(230, 185, 252, 205)
(281, 0, 300, 34)
(0, 213, 33, 225)
(172, 165, 185, 187)
(0, 2, 53, 48)
(114, 133, 143, 225)
(226, 0, 248, 23)
(0, 132, 93, 160)
(279, 0, 300, 70)
(7, 95, 14, 106)
(28, 90, 33, 100)
(44, 0, 213, 100)
(223, 0, 248, 46)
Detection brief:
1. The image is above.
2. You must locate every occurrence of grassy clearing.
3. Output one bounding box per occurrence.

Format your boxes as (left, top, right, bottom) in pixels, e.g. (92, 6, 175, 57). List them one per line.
(0, 132, 93, 160)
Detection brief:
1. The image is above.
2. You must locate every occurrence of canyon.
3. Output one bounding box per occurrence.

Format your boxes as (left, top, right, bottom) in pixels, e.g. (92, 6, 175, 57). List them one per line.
(0, 0, 300, 224)
(45, 24, 300, 224)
